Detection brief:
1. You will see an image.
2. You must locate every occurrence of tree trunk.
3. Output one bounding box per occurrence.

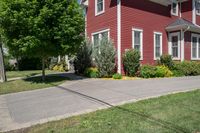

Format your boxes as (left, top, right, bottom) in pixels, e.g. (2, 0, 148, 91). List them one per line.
(0, 43, 7, 82)
(42, 58, 45, 81)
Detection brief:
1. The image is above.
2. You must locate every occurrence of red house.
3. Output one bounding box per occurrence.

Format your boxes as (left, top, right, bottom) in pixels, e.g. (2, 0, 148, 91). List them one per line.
(81, 0, 200, 74)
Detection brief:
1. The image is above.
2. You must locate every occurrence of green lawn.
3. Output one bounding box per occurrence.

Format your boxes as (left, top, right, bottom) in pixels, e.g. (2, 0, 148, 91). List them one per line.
(10, 90, 200, 133)
(6, 70, 59, 79)
(0, 76, 69, 95)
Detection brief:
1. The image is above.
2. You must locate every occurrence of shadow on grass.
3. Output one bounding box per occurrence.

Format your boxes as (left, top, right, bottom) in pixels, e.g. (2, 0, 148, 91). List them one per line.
(55, 85, 190, 133)
(23, 75, 69, 84)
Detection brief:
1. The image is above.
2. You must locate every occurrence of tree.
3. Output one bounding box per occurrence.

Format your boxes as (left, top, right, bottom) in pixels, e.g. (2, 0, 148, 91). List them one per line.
(0, 0, 84, 81)
(0, 36, 7, 82)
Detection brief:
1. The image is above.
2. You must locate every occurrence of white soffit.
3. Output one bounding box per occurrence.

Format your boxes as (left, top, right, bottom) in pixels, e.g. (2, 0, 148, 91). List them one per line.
(149, 0, 189, 6)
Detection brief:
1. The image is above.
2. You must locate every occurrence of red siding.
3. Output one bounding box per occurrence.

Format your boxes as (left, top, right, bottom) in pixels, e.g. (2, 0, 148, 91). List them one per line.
(86, 0, 194, 73)
(121, 0, 192, 65)
(184, 31, 191, 60)
(86, 0, 117, 49)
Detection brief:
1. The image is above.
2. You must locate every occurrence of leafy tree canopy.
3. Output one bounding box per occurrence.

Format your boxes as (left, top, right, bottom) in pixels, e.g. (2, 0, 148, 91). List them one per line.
(0, 0, 85, 58)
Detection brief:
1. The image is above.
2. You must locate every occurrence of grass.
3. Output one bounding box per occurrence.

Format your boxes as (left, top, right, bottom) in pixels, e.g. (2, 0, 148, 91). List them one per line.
(6, 70, 59, 79)
(10, 89, 200, 133)
(0, 76, 69, 95)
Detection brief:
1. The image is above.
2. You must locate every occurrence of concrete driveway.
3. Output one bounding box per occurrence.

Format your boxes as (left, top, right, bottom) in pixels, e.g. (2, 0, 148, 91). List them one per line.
(0, 74, 200, 132)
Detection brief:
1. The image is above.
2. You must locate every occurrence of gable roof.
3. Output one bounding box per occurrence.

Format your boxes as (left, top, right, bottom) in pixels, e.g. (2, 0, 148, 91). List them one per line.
(166, 18, 200, 33)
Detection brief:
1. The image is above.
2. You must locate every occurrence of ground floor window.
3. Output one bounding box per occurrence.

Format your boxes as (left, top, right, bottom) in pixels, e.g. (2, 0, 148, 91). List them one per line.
(154, 32, 162, 60)
(92, 29, 109, 47)
(191, 34, 200, 60)
(132, 28, 143, 60)
(169, 32, 180, 60)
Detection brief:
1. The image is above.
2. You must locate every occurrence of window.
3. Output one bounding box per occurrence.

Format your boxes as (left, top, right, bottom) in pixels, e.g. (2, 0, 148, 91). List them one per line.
(132, 28, 143, 60)
(169, 32, 180, 60)
(196, 0, 200, 15)
(95, 0, 105, 16)
(171, 0, 178, 16)
(191, 34, 200, 60)
(172, 36, 179, 58)
(154, 32, 162, 60)
(92, 29, 109, 47)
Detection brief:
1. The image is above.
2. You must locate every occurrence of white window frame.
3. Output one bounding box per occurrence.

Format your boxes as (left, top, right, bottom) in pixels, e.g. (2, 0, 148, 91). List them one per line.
(195, 0, 200, 15)
(191, 34, 200, 60)
(171, 0, 179, 16)
(95, 0, 105, 16)
(168, 32, 181, 60)
(91, 29, 110, 47)
(132, 28, 143, 60)
(154, 32, 163, 60)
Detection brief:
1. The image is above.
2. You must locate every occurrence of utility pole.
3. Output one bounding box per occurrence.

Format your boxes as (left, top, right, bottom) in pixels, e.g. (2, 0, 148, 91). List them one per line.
(0, 40, 7, 82)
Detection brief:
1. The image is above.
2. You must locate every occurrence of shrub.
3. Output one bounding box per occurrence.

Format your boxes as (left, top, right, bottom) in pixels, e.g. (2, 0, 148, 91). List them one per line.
(74, 41, 92, 74)
(52, 62, 68, 72)
(84, 67, 99, 78)
(140, 65, 173, 78)
(53, 65, 59, 71)
(159, 55, 174, 70)
(93, 39, 116, 78)
(123, 49, 140, 77)
(174, 61, 200, 76)
(112, 73, 122, 79)
(155, 66, 173, 77)
(140, 65, 157, 78)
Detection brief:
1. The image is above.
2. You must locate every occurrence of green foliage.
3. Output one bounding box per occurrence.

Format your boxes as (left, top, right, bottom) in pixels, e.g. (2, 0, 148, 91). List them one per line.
(159, 55, 174, 70)
(112, 73, 122, 79)
(123, 49, 140, 77)
(155, 66, 173, 78)
(52, 61, 68, 72)
(74, 41, 93, 74)
(173, 61, 200, 76)
(84, 67, 99, 78)
(140, 65, 173, 78)
(93, 39, 116, 78)
(140, 65, 157, 78)
(0, 0, 84, 78)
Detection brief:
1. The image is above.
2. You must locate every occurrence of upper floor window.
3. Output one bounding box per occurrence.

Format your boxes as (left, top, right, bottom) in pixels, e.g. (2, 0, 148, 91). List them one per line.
(95, 0, 105, 16)
(171, 0, 178, 16)
(195, 0, 200, 15)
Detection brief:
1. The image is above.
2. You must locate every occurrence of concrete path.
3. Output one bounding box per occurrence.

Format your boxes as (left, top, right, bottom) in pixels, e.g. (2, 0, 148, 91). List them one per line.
(0, 74, 200, 132)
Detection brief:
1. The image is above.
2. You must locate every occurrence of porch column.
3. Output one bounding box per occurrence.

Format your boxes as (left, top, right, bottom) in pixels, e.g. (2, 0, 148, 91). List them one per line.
(181, 29, 185, 61)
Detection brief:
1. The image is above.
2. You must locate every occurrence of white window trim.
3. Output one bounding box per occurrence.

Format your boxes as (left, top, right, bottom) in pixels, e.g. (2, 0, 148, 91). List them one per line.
(171, 1, 179, 16)
(168, 32, 181, 60)
(95, 0, 105, 16)
(195, 0, 200, 15)
(154, 32, 163, 60)
(191, 34, 200, 60)
(132, 28, 143, 60)
(91, 29, 110, 47)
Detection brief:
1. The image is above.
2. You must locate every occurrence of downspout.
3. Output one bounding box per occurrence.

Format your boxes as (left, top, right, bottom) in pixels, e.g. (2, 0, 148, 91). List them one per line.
(193, 0, 196, 24)
(179, 0, 182, 18)
(117, 0, 121, 74)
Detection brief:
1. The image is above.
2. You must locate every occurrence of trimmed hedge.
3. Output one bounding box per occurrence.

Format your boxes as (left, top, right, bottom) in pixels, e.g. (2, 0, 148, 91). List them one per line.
(140, 65, 173, 78)
(173, 61, 200, 76)
(123, 49, 140, 77)
(158, 55, 174, 70)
